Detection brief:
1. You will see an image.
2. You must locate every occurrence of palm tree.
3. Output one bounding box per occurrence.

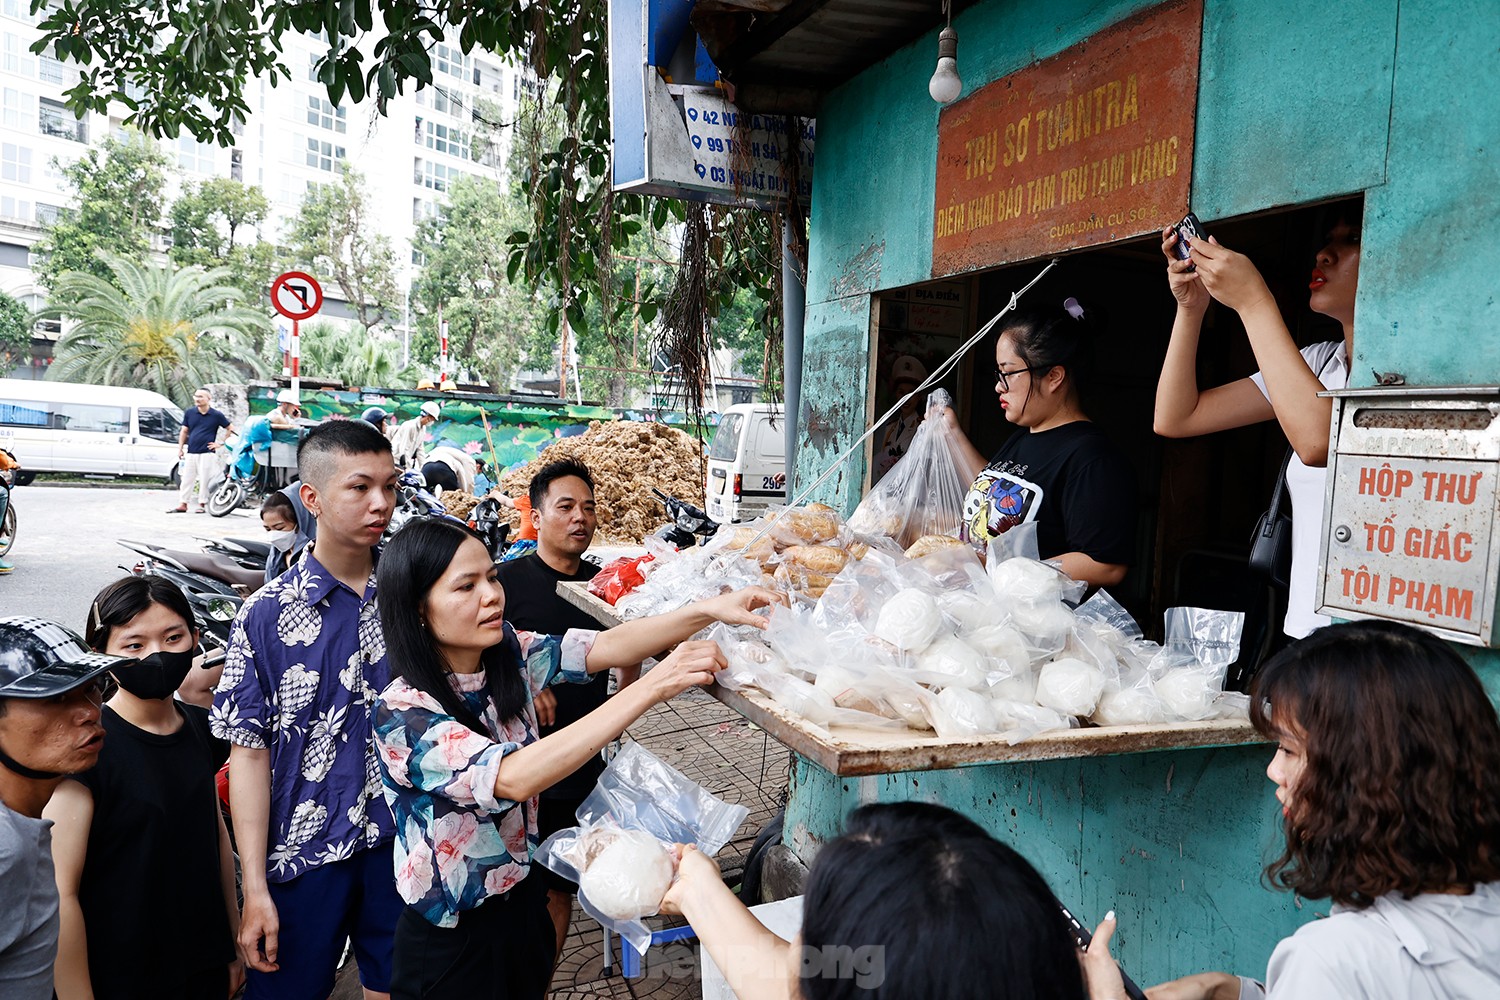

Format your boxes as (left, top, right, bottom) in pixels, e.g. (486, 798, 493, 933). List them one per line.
(46, 253, 269, 404)
(300, 322, 405, 388)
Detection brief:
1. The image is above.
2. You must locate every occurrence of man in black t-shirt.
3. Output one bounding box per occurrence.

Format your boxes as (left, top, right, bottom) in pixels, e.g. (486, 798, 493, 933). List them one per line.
(493, 458, 639, 963)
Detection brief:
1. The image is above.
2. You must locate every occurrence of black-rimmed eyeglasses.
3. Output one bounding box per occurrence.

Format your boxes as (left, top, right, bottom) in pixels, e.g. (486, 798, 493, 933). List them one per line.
(992, 366, 1039, 391)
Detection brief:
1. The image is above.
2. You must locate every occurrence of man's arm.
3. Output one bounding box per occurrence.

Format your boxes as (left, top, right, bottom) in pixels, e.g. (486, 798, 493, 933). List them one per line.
(228, 745, 280, 974)
(178, 419, 189, 456)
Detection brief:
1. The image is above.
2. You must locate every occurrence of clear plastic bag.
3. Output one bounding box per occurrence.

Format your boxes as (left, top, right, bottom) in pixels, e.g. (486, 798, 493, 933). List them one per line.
(535, 743, 749, 955)
(847, 390, 970, 548)
(1147, 607, 1247, 721)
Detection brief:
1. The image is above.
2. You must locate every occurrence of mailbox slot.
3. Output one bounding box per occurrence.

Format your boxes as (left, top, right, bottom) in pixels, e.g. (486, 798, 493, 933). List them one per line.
(1319, 388, 1500, 646)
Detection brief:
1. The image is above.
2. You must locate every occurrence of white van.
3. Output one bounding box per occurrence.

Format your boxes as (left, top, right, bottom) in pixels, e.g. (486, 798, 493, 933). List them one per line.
(705, 403, 788, 524)
(0, 379, 184, 483)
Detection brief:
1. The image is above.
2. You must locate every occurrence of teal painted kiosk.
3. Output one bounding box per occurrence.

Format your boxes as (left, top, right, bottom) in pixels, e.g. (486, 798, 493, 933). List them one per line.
(609, 0, 1500, 986)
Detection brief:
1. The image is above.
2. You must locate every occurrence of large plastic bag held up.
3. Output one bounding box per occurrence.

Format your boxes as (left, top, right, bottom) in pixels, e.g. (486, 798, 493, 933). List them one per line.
(535, 742, 749, 955)
(848, 389, 970, 548)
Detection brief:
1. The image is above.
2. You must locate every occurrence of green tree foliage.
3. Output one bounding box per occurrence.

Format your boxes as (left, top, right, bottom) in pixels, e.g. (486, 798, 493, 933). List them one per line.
(411, 174, 544, 388)
(35, 2, 789, 380)
(45, 254, 270, 406)
(169, 177, 279, 302)
(30, 132, 172, 290)
(0, 291, 32, 369)
(285, 165, 398, 335)
(297, 321, 407, 388)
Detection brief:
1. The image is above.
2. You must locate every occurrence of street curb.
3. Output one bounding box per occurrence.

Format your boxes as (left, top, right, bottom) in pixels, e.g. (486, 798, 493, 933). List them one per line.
(21, 481, 172, 491)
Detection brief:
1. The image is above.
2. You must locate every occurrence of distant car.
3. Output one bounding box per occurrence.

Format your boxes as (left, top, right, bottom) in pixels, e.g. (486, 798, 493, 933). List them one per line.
(705, 403, 788, 524)
(0, 378, 184, 483)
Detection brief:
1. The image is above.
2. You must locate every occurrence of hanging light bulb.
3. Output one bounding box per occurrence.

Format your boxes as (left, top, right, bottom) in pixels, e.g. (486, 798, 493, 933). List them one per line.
(929, 24, 962, 104)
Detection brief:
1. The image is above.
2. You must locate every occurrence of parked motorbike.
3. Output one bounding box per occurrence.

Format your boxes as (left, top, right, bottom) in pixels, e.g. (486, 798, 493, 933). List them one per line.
(207, 432, 271, 517)
(0, 447, 16, 558)
(385, 470, 457, 541)
(468, 496, 513, 563)
(199, 535, 273, 571)
(651, 488, 720, 549)
(117, 539, 262, 597)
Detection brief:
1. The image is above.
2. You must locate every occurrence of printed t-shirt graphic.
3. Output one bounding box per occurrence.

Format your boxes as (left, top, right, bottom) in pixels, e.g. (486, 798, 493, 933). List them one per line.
(963, 465, 1045, 542)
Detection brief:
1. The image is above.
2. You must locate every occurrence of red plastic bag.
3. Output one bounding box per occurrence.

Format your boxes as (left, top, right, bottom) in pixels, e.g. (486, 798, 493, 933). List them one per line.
(589, 554, 655, 605)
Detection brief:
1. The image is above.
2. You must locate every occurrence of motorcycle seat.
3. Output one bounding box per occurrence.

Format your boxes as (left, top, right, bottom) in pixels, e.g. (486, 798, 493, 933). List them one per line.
(171, 549, 265, 591)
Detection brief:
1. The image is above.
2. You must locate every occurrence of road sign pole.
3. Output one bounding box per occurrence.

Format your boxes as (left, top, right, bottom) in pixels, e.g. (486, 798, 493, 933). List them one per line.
(438, 304, 449, 384)
(291, 319, 300, 400)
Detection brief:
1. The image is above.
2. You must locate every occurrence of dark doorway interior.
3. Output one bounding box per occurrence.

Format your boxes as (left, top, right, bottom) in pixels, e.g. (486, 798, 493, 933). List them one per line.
(873, 197, 1360, 647)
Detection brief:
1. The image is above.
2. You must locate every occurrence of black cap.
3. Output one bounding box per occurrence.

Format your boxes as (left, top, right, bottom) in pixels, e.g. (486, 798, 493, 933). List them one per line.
(0, 616, 128, 699)
(361, 406, 389, 427)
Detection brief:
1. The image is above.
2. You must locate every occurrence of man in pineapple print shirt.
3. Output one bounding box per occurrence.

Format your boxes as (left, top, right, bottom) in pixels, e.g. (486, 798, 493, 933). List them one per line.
(211, 420, 404, 1000)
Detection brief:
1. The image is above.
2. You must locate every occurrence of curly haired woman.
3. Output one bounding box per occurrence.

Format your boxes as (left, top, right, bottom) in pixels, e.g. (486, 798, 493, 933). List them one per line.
(1083, 620, 1500, 999)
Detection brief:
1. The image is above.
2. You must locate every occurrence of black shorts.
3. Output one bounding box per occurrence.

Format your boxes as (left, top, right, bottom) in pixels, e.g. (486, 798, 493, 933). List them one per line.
(533, 796, 587, 895)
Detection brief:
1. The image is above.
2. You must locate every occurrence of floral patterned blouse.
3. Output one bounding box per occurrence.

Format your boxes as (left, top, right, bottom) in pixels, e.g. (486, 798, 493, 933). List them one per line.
(372, 623, 596, 927)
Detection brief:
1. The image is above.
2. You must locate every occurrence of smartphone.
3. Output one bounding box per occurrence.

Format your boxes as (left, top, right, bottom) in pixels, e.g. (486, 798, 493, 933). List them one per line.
(1059, 902, 1149, 1000)
(1171, 212, 1207, 264)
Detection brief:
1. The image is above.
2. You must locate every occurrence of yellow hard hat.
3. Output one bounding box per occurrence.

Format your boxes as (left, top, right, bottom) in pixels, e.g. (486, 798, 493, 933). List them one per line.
(416, 378, 436, 390)
(439, 379, 457, 392)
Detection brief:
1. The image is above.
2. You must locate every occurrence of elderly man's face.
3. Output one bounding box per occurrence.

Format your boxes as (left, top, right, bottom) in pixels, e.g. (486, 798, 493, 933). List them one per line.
(193, 390, 211, 409)
(0, 683, 106, 777)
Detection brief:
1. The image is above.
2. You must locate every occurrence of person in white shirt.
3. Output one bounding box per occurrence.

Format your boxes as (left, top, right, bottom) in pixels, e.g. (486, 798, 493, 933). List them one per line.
(1081, 621, 1500, 1000)
(390, 400, 440, 471)
(1152, 201, 1361, 639)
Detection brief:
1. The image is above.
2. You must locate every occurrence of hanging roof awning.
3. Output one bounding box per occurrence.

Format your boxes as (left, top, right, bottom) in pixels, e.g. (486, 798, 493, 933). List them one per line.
(692, 0, 979, 114)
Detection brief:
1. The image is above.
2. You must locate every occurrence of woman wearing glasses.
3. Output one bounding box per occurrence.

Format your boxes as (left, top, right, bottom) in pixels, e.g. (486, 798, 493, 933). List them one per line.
(939, 298, 1136, 587)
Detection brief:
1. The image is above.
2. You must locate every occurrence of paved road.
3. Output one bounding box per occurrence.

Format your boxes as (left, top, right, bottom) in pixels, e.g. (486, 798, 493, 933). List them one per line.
(1, 483, 267, 626)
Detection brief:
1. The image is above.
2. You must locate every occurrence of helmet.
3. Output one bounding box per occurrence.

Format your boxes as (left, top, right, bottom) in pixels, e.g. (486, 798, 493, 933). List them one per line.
(361, 406, 389, 428)
(276, 388, 300, 406)
(419, 401, 441, 420)
(416, 379, 436, 391)
(0, 616, 126, 699)
(439, 379, 458, 392)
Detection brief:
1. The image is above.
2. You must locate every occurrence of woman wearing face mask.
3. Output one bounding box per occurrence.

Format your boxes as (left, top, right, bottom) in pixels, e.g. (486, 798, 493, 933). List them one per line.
(42, 576, 241, 1000)
(938, 297, 1137, 587)
(1152, 201, 1361, 640)
(260, 489, 309, 584)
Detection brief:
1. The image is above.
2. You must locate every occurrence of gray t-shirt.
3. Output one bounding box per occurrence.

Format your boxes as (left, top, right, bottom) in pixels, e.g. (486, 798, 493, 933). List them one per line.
(0, 801, 59, 1000)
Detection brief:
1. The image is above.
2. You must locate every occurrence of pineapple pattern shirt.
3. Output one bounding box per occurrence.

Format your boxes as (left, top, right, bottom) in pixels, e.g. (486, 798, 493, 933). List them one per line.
(211, 549, 395, 883)
(372, 623, 596, 928)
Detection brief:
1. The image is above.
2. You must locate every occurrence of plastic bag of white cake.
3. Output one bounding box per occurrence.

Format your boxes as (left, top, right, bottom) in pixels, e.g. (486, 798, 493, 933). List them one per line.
(535, 742, 749, 954)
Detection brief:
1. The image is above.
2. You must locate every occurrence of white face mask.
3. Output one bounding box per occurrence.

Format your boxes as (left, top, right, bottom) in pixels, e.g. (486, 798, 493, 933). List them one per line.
(265, 529, 298, 552)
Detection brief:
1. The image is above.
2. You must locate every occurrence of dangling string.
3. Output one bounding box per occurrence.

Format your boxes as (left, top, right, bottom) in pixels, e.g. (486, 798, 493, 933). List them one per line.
(722, 257, 1061, 564)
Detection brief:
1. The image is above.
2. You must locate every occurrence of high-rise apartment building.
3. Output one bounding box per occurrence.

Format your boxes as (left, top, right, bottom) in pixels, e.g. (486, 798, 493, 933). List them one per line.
(0, 5, 524, 376)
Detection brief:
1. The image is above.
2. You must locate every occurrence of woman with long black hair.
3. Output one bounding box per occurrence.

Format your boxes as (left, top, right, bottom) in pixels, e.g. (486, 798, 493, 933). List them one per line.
(372, 517, 783, 1000)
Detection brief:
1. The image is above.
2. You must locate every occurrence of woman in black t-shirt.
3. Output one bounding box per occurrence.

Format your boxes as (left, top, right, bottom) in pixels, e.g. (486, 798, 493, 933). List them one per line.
(938, 298, 1136, 587)
(43, 576, 239, 1000)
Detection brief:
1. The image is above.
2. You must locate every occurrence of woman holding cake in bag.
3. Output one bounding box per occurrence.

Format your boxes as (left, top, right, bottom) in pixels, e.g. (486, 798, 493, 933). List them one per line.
(1152, 200, 1361, 640)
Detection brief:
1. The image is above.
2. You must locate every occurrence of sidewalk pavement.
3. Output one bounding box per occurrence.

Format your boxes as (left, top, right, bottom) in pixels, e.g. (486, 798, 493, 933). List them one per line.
(550, 686, 790, 999)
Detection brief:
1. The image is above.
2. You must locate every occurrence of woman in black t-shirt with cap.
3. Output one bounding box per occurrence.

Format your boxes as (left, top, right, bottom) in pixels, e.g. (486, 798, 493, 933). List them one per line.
(43, 576, 238, 1000)
(937, 298, 1136, 587)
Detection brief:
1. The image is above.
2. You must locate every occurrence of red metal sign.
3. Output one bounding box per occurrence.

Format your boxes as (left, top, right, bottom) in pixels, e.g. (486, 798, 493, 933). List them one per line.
(932, 0, 1202, 276)
(270, 271, 324, 322)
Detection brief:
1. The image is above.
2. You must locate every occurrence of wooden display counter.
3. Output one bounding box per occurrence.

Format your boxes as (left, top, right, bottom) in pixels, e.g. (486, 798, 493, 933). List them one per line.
(557, 581, 1265, 776)
(558, 579, 1302, 984)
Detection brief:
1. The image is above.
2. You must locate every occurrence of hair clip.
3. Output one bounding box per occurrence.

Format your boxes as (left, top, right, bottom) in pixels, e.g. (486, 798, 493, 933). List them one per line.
(1063, 297, 1085, 320)
(90, 602, 102, 633)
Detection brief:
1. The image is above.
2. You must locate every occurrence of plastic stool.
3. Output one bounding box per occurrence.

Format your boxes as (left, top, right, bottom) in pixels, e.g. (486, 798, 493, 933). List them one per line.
(620, 924, 698, 978)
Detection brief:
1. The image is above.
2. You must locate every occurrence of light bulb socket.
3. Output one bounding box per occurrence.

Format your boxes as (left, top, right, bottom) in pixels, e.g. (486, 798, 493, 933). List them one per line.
(937, 25, 958, 61)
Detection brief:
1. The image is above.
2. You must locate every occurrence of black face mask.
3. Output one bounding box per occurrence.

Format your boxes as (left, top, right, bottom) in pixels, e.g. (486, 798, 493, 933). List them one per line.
(111, 649, 196, 700)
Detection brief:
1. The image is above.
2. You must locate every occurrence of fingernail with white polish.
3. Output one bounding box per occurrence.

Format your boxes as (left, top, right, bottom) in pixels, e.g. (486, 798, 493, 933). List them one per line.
(1105, 910, 1115, 922)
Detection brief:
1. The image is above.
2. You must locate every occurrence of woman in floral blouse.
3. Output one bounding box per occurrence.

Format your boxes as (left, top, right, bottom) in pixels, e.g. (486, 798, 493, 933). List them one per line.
(372, 517, 782, 1000)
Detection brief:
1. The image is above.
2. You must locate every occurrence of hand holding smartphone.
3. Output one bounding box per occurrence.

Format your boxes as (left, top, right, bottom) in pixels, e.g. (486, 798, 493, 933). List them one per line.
(1060, 902, 1149, 1000)
(1171, 212, 1208, 269)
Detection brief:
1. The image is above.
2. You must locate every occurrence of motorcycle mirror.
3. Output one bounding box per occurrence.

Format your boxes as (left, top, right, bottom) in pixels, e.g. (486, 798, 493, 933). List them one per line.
(206, 597, 239, 622)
